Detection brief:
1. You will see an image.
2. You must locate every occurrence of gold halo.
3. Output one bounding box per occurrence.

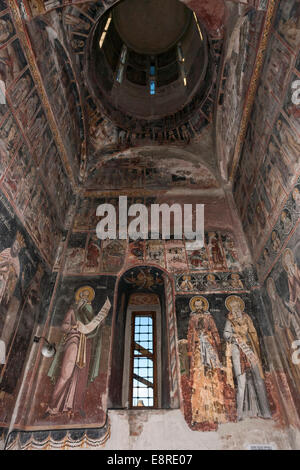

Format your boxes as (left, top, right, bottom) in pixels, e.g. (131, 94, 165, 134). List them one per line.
(225, 295, 245, 312)
(75, 286, 95, 303)
(189, 296, 209, 312)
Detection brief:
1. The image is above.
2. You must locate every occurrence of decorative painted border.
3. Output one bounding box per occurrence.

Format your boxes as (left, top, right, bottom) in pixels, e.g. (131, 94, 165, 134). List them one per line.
(174, 270, 250, 293)
(5, 419, 110, 450)
(256, 176, 300, 282)
(10, 0, 78, 190)
(230, 0, 277, 181)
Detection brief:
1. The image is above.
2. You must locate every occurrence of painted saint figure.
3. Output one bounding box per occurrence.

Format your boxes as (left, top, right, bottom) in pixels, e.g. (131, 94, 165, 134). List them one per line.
(85, 236, 100, 272)
(282, 248, 300, 318)
(0, 264, 44, 393)
(187, 296, 227, 430)
(280, 210, 293, 233)
(266, 277, 300, 390)
(46, 287, 111, 417)
(179, 275, 196, 292)
(229, 273, 244, 290)
(223, 295, 271, 421)
(0, 232, 25, 336)
(207, 232, 226, 270)
(188, 248, 209, 270)
(292, 186, 300, 213)
(0, 18, 14, 45)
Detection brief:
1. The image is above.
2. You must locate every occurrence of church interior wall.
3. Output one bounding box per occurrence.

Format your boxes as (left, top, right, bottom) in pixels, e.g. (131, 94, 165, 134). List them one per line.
(0, 0, 299, 451)
(3, 190, 299, 449)
(232, 0, 300, 433)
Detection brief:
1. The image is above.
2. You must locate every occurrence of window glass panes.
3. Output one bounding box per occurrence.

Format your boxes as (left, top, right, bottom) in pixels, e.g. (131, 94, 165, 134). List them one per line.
(116, 64, 124, 83)
(177, 44, 184, 63)
(131, 314, 155, 407)
(150, 80, 155, 95)
(120, 45, 127, 64)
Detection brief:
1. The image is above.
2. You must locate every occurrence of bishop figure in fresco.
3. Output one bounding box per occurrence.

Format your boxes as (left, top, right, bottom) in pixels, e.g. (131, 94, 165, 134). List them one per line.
(0, 231, 25, 336)
(282, 248, 300, 318)
(187, 296, 227, 430)
(223, 295, 272, 421)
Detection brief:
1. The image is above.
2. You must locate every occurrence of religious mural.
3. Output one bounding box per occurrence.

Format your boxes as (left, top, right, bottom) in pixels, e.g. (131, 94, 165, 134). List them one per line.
(274, 0, 300, 50)
(256, 178, 300, 280)
(86, 154, 220, 190)
(0, 191, 52, 428)
(176, 292, 272, 431)
(28, 0, 222, 174)
(26, 18, 84, 176)
(234, 0, 300, 263)
(0, 4, 73, 266)
(66, 194, 243, 276)
(176, 271, 246, 292)
(0, 0, 299, 451)
(0, 3, 76, 444)
(232, 0, 300, 429)
(217, 5, 265, 177)
(27, 276, 115, 428)
(261, 223, 300, 425)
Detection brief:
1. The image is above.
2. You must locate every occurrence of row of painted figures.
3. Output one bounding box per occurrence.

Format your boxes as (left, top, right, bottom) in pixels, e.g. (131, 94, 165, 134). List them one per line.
(43, 291, 273, 427)
(179, 295, 272, 429)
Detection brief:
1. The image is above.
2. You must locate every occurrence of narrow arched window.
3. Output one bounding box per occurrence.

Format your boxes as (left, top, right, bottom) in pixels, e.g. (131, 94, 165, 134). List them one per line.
(108, 267, 180, 411)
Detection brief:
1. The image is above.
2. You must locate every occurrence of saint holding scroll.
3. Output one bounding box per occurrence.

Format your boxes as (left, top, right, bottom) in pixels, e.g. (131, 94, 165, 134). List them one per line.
(46, 286, 111, 417)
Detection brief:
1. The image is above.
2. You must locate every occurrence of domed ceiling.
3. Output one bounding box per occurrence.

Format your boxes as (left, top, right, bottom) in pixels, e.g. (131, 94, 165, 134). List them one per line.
(87, 0, 211, 126)
(17, 0, 272, 196)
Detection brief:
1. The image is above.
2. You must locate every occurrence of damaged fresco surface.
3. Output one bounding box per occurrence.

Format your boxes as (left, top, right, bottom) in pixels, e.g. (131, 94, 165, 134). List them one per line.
(0, 0, 299, 451)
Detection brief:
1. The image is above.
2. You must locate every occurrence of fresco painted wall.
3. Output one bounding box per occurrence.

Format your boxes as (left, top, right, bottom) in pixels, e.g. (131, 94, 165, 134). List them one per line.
(1, 184, 297, 449)
(0, 191, 53, 440)
(0, 1, 74, 447)
(5, 190, 288, 449)
(217, 4, 266, 178)
(86, 154, 220, 191)
(261, 223, 300, 428)
(1, 0, 299, 451)
(63, 192, 248, 277)
(233, 0, 300, 428)
(233, 0, 300, 258)
(21, 0, 223, 178)
(26, 18, 84, 178)
(176, 291, 274, 431)
(21, 275, 116, 429)
(0, 2, 73, 266)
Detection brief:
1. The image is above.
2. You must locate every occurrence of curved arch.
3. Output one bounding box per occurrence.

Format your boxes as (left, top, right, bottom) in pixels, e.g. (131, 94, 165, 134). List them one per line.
(107, 265, 180, 410)
(26, 17, 86, 174)
(215, 8, 257, 181)
(28, 0, 226, 39)
(86, 144, 221, 190)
